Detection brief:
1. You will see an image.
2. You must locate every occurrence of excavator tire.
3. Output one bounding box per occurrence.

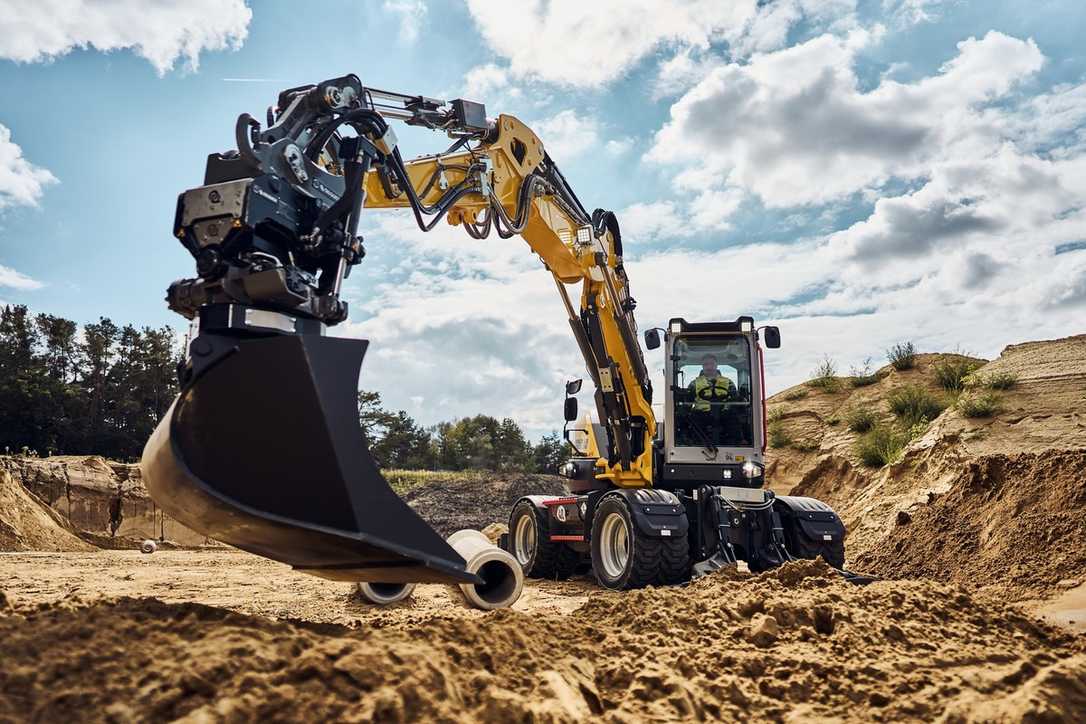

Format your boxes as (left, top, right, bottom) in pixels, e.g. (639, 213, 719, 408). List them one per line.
(658, 536, 693, 585)
(509, 500, 579, 580)
(591, 495, 690, 589)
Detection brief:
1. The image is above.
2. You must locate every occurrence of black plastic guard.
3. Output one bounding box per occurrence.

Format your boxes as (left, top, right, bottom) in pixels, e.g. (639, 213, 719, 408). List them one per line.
(140, 332, 475, 584)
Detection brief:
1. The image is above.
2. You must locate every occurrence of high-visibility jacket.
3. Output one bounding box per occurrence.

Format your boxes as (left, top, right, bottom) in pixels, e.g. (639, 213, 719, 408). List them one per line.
(690, 374, 733, 411)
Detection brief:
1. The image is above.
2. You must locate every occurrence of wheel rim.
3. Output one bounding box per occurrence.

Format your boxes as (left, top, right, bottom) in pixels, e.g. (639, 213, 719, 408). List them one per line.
(514, 513, 536, 566)
(599, 511, 630, 579)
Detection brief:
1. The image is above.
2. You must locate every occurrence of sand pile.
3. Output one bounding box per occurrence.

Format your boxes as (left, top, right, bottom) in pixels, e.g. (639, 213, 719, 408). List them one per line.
(401, 472, 567, 537)
(853, 450, 1086, 600)
(2, 560, 1084, 722)
(0, 469, 92, 552)
(767, 335, 1086, 601)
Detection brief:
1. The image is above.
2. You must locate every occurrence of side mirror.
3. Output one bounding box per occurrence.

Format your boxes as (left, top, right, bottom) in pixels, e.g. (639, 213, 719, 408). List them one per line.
(565, 378, 582, 396)
(763, 326, 781, 349)
(563, 396, 578, 422)
(644, 328, 661, 350)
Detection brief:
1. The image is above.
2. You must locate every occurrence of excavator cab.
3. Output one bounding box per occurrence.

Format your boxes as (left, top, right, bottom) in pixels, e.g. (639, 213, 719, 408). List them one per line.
(658, 317, 770, 487)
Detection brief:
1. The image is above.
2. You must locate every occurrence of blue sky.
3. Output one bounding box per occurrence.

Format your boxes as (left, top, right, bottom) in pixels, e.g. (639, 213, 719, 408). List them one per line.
(1, 0, 1085, 438)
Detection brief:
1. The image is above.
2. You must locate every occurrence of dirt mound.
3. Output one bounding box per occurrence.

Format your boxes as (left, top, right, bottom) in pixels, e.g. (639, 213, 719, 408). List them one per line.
(401, 472, 567, 536)
(767, 336, 1086, 602)
(854, 450, 1086, 600)
(2, 560, 1084, 722)
(0, 469, 93, 552)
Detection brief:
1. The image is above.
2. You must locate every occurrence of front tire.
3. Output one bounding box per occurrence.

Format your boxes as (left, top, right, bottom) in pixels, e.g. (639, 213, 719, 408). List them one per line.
(590, 495, 690, 589)
(509, 500, 579, 580)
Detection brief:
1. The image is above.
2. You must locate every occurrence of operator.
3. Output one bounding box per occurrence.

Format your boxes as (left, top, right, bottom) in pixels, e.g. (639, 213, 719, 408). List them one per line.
(689, 354, 734, 412)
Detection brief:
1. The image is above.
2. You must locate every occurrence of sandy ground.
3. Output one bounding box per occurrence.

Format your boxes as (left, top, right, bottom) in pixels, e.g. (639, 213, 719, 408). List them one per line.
(0, 549, 596, 625)
(3, 549, 1086, 722)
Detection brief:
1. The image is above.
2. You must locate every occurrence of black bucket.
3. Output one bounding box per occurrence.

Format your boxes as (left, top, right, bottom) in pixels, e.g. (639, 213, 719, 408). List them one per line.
(141, 331, 475, 584)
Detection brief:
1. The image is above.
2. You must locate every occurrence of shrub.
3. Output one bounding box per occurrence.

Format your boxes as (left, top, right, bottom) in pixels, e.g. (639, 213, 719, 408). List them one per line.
(768, 407, 784, 423)
(887, 384, 947, 427)
(827, 416, 841, 426)
(958, 392, 1002, 418)
(768, 421, 792, 448)
(985, 372, 1018, 390)
(933, 357, 981, 392)
(854, 423, 906, 467)
(845, 407, 877, 433)
(807, 355, 841, 392)
(784, 388, 809, 401)
(887, 341, 917, 371)
(848, 357, 879, 387)
(793, 439, 821, 452)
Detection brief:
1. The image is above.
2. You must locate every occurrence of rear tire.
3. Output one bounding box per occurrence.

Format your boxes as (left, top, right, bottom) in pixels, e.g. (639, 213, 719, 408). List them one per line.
(509, 500, 579, 580)
(591, 495, 690, 589)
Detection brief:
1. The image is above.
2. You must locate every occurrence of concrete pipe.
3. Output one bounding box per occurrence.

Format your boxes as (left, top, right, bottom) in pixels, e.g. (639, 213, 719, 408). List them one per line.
(447, 528, 524, 610)
(357, 581, 417, 605)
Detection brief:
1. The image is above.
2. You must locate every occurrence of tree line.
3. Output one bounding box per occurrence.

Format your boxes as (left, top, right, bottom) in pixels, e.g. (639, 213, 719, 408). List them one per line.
(0, 305, 180, 460)
(0, 305, 568, 472)
(358, 390, 566, 473)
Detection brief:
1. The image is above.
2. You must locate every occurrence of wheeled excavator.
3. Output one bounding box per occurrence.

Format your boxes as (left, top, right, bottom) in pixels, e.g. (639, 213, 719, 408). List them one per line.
(141, 74, 847, 590)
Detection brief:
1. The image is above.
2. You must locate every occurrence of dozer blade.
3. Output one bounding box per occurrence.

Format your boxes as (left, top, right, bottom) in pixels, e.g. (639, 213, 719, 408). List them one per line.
(141, 331, 477, 584)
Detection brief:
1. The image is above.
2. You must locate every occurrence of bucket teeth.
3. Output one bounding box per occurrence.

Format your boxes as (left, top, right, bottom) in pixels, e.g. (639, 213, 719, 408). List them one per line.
(140, 332, 476, 584)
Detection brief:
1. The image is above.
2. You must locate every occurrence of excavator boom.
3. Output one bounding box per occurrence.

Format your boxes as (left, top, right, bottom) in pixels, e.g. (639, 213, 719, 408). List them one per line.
(141, 75, 655, 582)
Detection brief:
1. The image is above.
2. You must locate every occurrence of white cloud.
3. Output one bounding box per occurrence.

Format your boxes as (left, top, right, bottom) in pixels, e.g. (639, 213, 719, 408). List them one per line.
(0, 124, 57, 210)
(0, 0, 251, 75)
(462, 63, 511, 99)
(463, 0, 857, 88)
(604, 137, 634, 156)
(532, 110, 602, 162)
(0, 263, 42, 290)
(383, 0, 428, 44)
(648, 30, 1044, 210)
(619, 201, 687, 243)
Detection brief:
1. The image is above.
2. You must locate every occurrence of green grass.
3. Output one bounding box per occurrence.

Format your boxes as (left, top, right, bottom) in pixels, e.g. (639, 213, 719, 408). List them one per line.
(854, 423, 907, 468)
(768, 421, 792, 449)
(382, 469, 489, 494)
(986, 372, 1018, 390)
(784, 388, 809, 401)
(968, 371, 1018, 390)
(848, 358, 879, 387)
(845, 407, 877, 433)
(957, 392, 1002, 418)
(887, 341, 917, 371)
(933, 357, 981, 392)
(887, 384, 947, 427)
(792, 439, 821, 453)
(807, 356, 841, 392)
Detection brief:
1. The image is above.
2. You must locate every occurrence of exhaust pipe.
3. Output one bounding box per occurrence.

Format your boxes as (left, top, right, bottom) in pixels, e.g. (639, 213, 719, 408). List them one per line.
(357, 581, 417, 605)
(447, 529, 524, 610)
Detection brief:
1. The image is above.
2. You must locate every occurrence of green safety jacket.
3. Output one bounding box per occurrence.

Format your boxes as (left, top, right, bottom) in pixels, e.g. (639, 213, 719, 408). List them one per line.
(690, 374, 733, 411)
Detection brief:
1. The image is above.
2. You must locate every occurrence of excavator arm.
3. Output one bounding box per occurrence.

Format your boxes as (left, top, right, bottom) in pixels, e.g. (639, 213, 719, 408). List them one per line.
(362, 111, 656, 487)
(141, 75, 654, 587)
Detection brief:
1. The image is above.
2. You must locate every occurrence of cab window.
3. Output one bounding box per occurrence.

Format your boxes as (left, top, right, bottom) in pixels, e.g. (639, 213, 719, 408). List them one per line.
(671, 336, 754, 449)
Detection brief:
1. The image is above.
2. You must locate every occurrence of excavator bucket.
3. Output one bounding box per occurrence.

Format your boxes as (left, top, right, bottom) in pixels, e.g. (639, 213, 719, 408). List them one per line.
(141, 330, 476, 584)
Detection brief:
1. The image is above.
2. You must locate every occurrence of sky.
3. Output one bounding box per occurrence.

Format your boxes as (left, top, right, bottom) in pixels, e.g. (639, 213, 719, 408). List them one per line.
(0, 0, 1085, 439)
